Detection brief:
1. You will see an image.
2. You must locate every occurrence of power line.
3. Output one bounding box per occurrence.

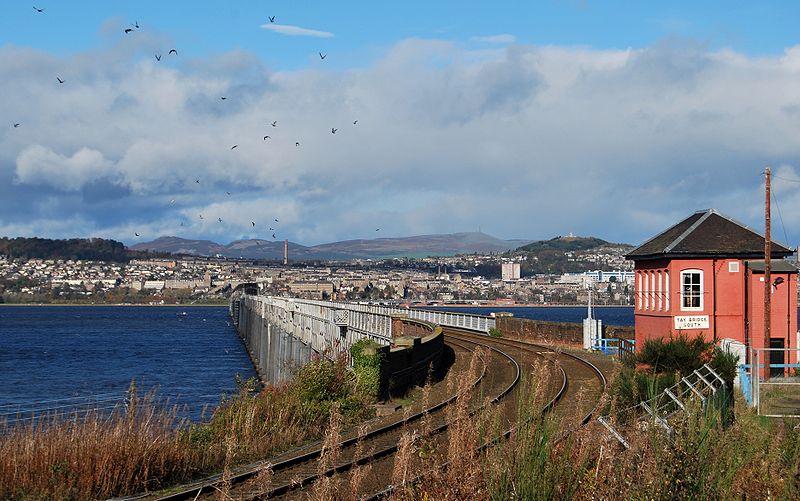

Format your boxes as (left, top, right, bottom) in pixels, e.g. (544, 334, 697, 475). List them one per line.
(771, 188, 791, 247)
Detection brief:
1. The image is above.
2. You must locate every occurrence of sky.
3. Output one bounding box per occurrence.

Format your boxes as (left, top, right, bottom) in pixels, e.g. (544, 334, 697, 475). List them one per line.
(2, 1, 800, 249)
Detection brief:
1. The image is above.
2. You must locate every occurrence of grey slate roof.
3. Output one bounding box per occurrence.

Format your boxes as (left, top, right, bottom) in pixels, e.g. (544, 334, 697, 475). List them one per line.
(626, 209, 794, 261)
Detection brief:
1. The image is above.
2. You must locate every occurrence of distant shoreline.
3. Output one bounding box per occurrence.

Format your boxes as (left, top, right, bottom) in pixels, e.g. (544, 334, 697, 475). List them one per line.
(0, 303, 228, 307)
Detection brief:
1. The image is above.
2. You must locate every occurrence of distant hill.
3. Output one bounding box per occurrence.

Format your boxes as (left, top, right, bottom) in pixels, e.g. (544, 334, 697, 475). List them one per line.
(131, 232, 532, 260)
(510, 235, 633, 274)
(0, 237, 164, 262)
(516, 236, 614, 253)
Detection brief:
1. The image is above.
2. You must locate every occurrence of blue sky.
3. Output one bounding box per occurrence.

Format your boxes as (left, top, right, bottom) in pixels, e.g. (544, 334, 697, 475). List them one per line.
(2, 1, 800, 248)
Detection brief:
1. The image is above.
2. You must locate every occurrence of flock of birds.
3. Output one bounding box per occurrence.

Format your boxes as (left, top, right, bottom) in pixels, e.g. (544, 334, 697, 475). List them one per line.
(18, 7, 383, 243)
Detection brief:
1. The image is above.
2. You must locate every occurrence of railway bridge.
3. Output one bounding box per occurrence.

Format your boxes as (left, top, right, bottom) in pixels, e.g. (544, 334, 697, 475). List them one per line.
(148, 296, 608, 499)
(230, 294, 496, 383)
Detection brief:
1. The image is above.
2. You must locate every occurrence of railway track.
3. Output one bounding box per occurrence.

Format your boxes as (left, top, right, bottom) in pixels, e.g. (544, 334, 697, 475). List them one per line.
(137, 330, 606, 501)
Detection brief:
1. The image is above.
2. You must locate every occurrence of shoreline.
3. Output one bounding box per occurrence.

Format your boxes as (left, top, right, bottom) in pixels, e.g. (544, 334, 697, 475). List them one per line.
(0, 303, 228, 307)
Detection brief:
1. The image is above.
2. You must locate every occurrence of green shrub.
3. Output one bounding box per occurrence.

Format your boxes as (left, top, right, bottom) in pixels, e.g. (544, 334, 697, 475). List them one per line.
(637, 333, 712, 374)
(350, 338, 384, 398)
(488, 327, 503, 338)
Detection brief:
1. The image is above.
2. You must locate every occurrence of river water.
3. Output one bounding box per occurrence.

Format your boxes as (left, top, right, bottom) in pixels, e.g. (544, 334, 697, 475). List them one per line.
(0, 304, 635, 425)
(0, 305, 256, 424)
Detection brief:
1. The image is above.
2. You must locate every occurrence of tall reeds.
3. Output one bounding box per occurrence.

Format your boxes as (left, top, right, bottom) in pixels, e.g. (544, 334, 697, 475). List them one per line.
(0, 355, 374, 500)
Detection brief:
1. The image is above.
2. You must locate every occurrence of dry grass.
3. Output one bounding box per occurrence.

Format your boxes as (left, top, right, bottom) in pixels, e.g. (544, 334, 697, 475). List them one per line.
(0, 356, 374, 500)
(0, 393, 197, 500)
(384, 361, 800, 501)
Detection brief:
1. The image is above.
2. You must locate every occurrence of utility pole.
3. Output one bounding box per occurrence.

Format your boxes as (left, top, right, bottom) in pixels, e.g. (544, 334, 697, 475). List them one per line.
(764, 166, 772, 377)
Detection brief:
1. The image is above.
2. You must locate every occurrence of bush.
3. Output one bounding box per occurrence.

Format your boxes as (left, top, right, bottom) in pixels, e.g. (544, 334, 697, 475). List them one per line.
(350, 338, 384, 398)
(637, 333, 712, 374)
(488, 327, 503, 338)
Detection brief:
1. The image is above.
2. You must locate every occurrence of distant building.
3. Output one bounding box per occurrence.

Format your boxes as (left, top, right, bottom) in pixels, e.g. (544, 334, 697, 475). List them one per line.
(584, 270, 635, 284)
(627, 209, 797, 373)
(501, 262, 521, 281)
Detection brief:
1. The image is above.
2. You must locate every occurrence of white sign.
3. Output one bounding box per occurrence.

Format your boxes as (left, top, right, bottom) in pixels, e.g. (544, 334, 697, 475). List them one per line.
(674, 315, 709, 330)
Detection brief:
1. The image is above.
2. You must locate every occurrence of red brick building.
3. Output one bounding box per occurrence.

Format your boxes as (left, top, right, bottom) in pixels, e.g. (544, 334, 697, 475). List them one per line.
(626, 209, 797, 368)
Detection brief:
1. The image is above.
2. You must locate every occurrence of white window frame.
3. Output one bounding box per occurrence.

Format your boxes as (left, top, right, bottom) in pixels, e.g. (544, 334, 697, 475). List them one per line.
(644, 271, 649, 310)
(680, 269, 703, 311)
(636, 271, 642, 310)
(665, 271, 670, 311)
(657, 271, 663, 311)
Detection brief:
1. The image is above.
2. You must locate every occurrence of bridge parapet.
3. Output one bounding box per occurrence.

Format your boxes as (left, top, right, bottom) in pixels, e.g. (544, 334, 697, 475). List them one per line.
(232, 295, 490, 385)
(285, 299, 495, 334)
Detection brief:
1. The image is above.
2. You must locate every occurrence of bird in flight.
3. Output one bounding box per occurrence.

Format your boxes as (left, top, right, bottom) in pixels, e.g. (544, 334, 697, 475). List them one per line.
(155, 54, 161, 61)
(169, 199, 175, 204)
(271, 120, 277, 127)
(13, 123, 20, 128)
(169, 49, 177, 55)
(331, 127, 337, 134)
(135, 21, 140, 29)
(195, 179, 200, 184)
(319, 52, 326, 60)
(124, 28, 133, 34)
(180, 222, 184, 227)
(56, 76, 64, 84)
(353, 120, 358, 125)
(263, 135, 270, 140)
(269, 227, 274, 231)
(220, 96, 227, 100)
(376, 228, 380, 231)
(135, 232, 140, 237)
(274, 218, 279, 222)
(295, 142, 300, 147)
(199, 214, 204, 219)
(226, 191, 231, 196)
(269, 16, 275, 23)
(272, 233, 276, 239)
(33, 6, 44, 13)
(251, 221, 255, 227)
(218, 217, 223, 223)
(231, 144, 238, 149)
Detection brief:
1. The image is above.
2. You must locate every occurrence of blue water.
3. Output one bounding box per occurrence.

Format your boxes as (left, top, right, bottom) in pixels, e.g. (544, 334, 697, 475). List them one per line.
(423, 306, 634, 327)
(0, 306, 256, 424)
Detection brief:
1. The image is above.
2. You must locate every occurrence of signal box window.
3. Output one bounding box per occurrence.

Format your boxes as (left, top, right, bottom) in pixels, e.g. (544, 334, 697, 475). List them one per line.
(681, 270, 703, 310)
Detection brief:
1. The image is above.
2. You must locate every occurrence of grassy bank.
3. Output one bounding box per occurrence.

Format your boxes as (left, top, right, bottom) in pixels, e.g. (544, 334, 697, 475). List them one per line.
(0, 356, 373, 500)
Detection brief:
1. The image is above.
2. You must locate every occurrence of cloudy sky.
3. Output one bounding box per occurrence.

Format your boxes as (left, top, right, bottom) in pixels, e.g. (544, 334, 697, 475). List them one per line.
(2, 1, 800, 248)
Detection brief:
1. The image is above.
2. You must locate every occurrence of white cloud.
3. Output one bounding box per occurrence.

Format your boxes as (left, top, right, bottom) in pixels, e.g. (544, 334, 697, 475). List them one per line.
(15, 146, 114, 191)
(472, 34, 516, 44)
(259, 23, 333, 38)
(3, 38, 800, 247)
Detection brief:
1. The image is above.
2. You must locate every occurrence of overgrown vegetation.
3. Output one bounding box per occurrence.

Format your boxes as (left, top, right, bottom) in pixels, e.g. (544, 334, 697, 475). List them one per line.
(299, 351, 800, 500)
(0, 355, 374, 500)
(488, 327, 503, 337)
(350, 338, 385, 398)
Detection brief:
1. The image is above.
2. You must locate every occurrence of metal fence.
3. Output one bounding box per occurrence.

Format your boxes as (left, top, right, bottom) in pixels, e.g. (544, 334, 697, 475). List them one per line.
(746, 347, 800, 417)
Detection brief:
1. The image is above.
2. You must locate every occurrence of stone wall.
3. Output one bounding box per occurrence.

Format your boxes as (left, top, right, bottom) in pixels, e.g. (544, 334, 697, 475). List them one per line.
(496, 316, 635, 347)
(381, 319, 444, 397)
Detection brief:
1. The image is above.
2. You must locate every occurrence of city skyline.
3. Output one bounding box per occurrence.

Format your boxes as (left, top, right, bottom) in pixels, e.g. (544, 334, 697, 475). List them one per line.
(2, 2, 800, 248)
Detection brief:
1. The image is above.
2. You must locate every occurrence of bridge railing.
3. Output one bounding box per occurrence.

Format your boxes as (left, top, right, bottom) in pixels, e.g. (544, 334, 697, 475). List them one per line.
(290, 299, 495, 333)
